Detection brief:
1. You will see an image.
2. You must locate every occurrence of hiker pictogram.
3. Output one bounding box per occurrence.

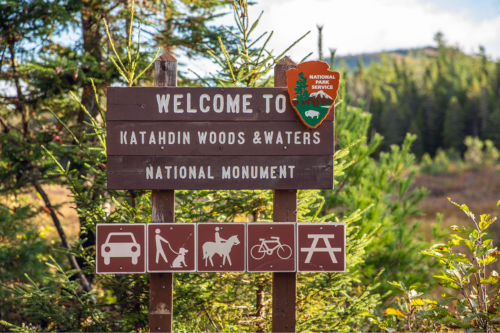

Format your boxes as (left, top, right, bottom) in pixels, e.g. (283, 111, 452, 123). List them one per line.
(147, 223, 196, 273)
(154, 228, 189, 268)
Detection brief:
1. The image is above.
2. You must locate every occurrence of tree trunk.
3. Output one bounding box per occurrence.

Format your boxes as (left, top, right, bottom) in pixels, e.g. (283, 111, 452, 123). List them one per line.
(79, 0, 104, 123)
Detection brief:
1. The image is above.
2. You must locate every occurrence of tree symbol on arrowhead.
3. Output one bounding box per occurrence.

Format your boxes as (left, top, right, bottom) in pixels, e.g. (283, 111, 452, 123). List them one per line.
(294, 72, 310, 105)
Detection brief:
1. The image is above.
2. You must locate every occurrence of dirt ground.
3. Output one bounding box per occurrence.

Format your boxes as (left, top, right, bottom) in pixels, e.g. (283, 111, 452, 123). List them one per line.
(413, 166, 500, 233)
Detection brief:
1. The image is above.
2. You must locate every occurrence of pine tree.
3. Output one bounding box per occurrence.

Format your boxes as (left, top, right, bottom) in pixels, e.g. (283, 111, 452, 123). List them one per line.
(484, 101, 500, 147)
(442, 96, 465, 152)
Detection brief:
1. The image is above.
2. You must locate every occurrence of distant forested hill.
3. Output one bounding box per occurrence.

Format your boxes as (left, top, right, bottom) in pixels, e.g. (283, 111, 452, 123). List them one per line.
(327, 47, 437, 72)
(329, 39, 500, 158)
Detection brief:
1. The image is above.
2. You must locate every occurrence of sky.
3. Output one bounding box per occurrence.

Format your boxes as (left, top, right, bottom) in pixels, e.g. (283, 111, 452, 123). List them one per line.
(50, 0, 500, 77)
(185, 0, 500, 76)
(232, 0, 500, 58)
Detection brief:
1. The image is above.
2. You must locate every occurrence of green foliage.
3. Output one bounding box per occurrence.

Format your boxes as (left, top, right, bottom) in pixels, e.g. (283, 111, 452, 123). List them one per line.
(103, 6, 160, 87)
(419, 149, 453, 175)
(324, 77, 441, 300)
(371, 199, 500, 332)
(0, 0, 450, 331)
(347, 35, 500, 157)
(199, 0, 310, 87)
(464, 136, 500, 166)
(0, 0, 232, 330)
(419, 136, 500, 175)
(0, 1, 385, 332)
(443, 96, 465, 151)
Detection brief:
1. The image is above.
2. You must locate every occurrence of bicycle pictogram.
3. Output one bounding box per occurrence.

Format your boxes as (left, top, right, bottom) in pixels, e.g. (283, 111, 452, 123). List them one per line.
(250, 236, 292, 260)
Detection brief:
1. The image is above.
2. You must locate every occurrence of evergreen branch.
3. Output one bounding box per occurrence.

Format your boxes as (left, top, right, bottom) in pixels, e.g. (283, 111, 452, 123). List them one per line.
(106, 53, 130, 83)
(232, 2, 244, 34)
(188, 69, 211, 87)
(127, 6, 135, 68)
(248, 31, 268, 49)
(254, 31, 273, 67)
(219, 37, 236, 83)
(46, 106, 80, 147)
(248, 11, 263, 36)
(134, 47, 161, 84)
(222, 26, 242, 40)
(103, 19, 126, 72)
(275, 30, 311, 62)
(68, 92, 106, 154)
(311, 197, 325, 222)
(90, 79, 107, 127)
(300, 52, 313, 63)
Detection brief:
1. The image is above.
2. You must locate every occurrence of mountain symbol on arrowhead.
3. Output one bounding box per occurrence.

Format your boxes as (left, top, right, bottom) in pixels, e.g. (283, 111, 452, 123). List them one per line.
(293, 90, 333, 107)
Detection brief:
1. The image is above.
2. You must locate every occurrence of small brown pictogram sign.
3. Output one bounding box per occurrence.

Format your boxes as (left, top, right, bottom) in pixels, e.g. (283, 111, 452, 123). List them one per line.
(297, 223, 345, 272)
(197, 223, 246, 272)
(96, 223, 146, 274)
(147, 223, 196, 272)
(247, 223, 296, 272)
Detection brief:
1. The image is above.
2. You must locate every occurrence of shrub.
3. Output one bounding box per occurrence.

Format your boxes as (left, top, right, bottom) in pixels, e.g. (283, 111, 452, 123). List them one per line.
(370, 199, 500, 332)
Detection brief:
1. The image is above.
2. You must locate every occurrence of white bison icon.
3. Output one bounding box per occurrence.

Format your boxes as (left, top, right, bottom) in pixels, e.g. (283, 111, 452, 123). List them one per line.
(305, 110, 320, 119)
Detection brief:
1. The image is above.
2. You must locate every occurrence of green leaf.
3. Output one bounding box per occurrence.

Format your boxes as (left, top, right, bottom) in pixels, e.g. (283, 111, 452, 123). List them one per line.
(438, 297, 456, 306)
(462, 313, 483, 325)
(449, 198, 475, 220)
(411, 298, 425, 306)
(451, 225, 474, 236)
(409, 282, 424, 290)
(436, 279, 460, 290)
(479, 214, 496, 231)
(387, 281, 407, 292)
(385, 308, 405, 318)
(480, 276, 500, 284)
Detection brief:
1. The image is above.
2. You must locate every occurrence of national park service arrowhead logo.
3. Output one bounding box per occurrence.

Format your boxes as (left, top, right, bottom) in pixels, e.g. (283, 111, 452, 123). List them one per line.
(286, 61, 340, 128)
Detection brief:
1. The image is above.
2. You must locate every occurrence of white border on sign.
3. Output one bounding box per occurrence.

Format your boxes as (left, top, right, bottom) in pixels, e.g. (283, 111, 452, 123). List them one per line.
(147, 223, 197, 273)
(96, 223, 146, 274)
(196, 223, 247, 273)
(246, 222, 296, 273)
(296, 223, 346, 273)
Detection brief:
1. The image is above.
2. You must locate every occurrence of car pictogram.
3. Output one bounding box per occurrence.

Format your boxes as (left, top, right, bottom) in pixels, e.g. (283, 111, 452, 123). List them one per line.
(101, 232, 141, 265)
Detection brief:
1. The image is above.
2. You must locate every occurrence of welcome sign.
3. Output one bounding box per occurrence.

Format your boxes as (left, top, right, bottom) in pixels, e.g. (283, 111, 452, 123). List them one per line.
(106, 86, 336, 190)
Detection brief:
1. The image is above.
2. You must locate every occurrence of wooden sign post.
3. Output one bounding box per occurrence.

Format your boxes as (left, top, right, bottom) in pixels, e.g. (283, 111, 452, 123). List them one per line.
(273, 57, 298, 332)
(105, 52, 339, 332)
(149, 52, 177, 333)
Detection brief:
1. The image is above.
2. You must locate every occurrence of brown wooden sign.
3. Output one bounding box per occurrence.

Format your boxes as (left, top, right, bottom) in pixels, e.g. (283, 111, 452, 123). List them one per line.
(107, 87, 334, 122)
(106, 85, 335, 191)
(96, 222, 344, 273)
(247, 223, 296, 272)
(107, 121, 333, 156)
(96, 223, 146, 274)
(196, 223, 246, 272)
(297, 223, 346, 272)
(147, 223, 196, 273)
(107, 155, 333, 190)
